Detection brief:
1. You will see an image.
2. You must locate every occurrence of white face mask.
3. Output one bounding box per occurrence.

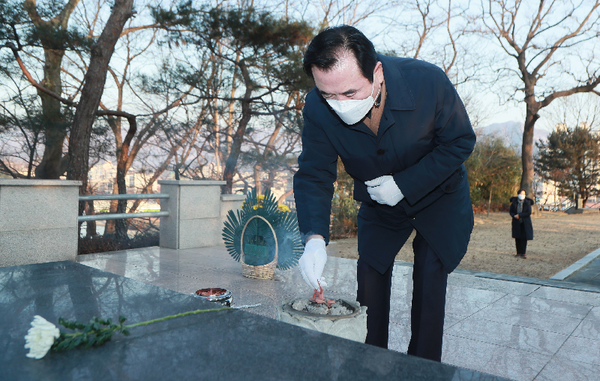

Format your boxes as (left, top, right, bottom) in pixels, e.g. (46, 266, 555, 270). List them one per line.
(325, 79, 380, 125)
(518, 194, 525, 200)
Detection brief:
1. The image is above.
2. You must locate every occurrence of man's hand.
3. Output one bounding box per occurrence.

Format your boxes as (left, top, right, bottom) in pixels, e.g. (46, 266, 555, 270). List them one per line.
(298, 237, 327, 290)
(365, 175, 404, 206)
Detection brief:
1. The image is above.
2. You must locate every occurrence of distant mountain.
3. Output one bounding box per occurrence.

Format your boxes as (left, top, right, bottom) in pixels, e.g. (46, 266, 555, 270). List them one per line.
(474, 121, 549, 153)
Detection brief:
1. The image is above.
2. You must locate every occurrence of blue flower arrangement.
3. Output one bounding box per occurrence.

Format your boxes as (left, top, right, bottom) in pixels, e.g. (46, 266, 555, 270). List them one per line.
(222, 188, 302, 274)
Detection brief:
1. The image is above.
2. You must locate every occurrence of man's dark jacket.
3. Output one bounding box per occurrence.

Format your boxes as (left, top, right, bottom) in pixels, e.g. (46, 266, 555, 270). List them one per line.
(294, 55, 476, 273)
(509, 197, 534, 240)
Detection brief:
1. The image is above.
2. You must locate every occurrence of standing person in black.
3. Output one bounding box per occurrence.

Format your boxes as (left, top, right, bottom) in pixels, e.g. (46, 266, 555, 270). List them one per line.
(509, 189, 534, 258)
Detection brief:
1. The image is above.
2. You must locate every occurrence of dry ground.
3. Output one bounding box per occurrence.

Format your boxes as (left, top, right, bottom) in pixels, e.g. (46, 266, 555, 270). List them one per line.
(331, 211, 600, 279)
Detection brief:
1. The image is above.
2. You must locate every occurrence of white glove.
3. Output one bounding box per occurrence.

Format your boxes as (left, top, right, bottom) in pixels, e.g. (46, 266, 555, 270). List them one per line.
(298, 238, 328, 290)
(365, 175, 404, 206)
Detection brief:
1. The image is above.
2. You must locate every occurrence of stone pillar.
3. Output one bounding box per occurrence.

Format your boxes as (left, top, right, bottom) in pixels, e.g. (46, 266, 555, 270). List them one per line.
(220, 194, 245, 223)
(576, 195, 583, 209)
(158, 180, 227, 249)
(0, 179, 81, 267)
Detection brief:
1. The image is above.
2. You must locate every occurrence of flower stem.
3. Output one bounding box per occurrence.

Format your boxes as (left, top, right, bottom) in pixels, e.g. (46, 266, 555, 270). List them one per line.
(124, 307, 231, 329)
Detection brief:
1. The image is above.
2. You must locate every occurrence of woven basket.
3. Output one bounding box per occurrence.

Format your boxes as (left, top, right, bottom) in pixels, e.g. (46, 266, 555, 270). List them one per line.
(240, 215, 278, 279)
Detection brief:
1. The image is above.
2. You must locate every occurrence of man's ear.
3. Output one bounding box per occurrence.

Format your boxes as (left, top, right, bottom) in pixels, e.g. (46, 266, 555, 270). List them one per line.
(374, 61, 384, 84)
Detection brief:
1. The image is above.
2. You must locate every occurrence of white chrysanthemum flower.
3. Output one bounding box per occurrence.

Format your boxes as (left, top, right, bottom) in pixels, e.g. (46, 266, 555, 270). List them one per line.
(24, 315, 60, 359)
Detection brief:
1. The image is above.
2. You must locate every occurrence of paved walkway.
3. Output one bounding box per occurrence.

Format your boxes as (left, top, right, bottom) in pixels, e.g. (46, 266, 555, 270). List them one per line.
(561, 249, 600, 287)
(78, 245, 600, 381)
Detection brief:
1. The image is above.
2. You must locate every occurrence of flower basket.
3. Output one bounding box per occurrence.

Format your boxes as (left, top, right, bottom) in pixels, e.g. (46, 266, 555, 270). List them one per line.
(222, 188, 302, 279)
(240, 215, 278, 279)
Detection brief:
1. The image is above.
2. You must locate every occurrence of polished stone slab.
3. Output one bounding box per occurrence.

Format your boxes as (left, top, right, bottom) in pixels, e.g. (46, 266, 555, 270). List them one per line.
(490, 294, 593, 320)
(530, 285, 600, 307)
(535, 357, 600, 381)
(442, 335, 552, 381)
(0, 261, 507, 381)
(555, 247, 600, 283)
(446, 317, 569, 356)
(571, 306, 600, 340)
(471, 302, 583, 335)
(555, 335, 600, 365)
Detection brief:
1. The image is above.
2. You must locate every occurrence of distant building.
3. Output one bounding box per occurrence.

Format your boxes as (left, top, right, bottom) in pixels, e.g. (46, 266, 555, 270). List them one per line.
(88, 161, 159, 194)
(233, 170, 294, 202)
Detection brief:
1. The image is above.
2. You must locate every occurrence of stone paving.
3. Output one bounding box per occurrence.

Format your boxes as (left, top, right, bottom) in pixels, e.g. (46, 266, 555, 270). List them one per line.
(562, 249, 600, 287)
(78, 245, 600, 381)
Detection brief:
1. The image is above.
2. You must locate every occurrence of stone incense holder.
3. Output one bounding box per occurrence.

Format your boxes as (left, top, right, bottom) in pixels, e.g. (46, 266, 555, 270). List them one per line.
(276, 298, 367, 343)
(192, 288, 233, 307)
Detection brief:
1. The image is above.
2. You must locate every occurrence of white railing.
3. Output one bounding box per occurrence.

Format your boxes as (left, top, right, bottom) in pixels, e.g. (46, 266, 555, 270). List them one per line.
(78, 193, 170, 222)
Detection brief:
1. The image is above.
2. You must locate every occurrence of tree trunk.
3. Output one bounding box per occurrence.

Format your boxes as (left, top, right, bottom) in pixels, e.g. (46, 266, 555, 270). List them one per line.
(23, 0, 80, 178)
(114, 115, 137, 241)
(104, 189, 118, 236)
(66, 0, 134, 196)
(277, 189, 294, 205)
(265, 171, 276, 191)
(35, 49, 68, 179)
(35, 122, 67, 178)
(487, 185, 492, 216)
(222, 108, 251, 193)
(222, 60, 253, 194)
(85, 200, 97, 237)
(521, 95, 540, 198)
(253, 164, 262, 195)
(115, 166, 128, 241)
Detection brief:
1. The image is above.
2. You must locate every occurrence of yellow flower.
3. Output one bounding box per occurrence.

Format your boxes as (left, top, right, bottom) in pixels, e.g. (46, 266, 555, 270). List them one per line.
(278, 204, 290, 213)
(242, 194, 266, 210)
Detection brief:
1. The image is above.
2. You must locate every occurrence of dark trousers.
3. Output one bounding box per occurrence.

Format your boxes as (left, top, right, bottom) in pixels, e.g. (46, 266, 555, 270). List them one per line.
(515, 238, 527, 255)
(515, 223, 527, 255)
(357, 231, 448, 362)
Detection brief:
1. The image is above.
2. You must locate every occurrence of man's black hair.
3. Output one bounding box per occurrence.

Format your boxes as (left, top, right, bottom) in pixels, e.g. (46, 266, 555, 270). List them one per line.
(303, 25, 378, 82)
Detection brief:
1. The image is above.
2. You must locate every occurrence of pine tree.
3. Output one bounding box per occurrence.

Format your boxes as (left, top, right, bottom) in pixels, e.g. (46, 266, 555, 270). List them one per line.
(535, 125, 600, 206)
